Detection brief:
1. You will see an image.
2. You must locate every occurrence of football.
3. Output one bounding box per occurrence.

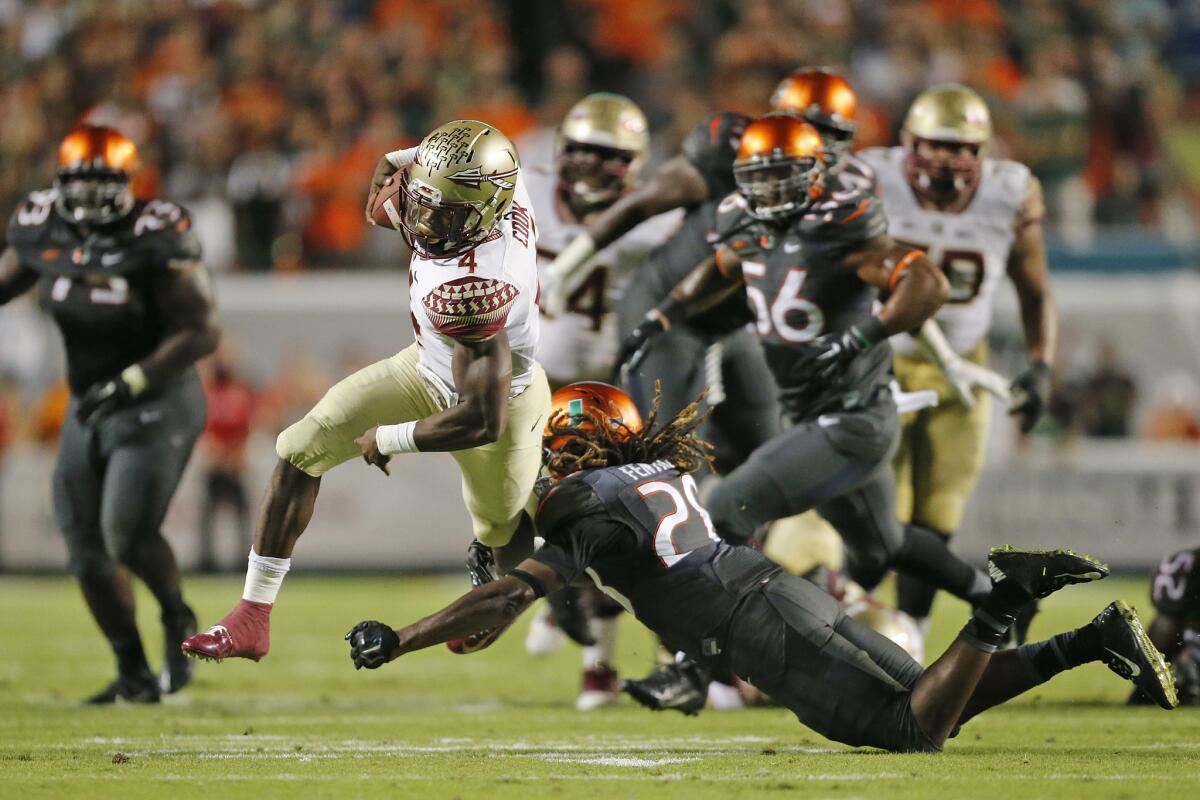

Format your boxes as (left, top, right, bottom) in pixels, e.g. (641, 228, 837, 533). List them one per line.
(370, 168, 406, 230)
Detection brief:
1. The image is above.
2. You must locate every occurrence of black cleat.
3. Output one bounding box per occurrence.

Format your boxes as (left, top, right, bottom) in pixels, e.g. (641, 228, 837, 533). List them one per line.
(621, 656, 709, 716)
(987, 546, 1108, 599)
(160, 605, 198, 694)
(465, 539, 496, 588)
(1094, 601, 1178, 710)
(86, 671, 161, 705)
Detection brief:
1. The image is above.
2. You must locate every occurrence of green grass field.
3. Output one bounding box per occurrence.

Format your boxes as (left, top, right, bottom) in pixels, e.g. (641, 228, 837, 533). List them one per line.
(0, 573, 1196, 799)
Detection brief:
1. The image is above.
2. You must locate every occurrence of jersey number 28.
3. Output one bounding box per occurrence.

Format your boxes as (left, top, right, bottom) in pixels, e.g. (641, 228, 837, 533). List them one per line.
(637, 473, 720, 568)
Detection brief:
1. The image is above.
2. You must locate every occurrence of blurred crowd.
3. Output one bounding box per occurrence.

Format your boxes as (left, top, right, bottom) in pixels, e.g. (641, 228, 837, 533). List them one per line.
(2, 0, 1200, 272)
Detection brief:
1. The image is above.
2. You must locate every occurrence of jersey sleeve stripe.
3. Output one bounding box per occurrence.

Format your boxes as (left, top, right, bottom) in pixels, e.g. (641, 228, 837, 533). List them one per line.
(889, 249, 923, 290)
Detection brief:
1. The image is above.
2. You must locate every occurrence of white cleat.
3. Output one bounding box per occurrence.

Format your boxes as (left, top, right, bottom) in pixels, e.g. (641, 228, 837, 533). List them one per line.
(525, 607, 567, 656)
(706, 680, 745, 711)
(576, 665, 620, 710)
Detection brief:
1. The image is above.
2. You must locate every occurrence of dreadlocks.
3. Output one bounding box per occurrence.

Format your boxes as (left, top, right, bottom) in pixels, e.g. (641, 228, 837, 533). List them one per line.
(544, 384, 714, 479)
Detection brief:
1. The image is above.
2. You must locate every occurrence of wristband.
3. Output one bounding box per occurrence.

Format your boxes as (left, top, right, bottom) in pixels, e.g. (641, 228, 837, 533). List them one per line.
(508, 568, 547, 599)
(120, 364, 148, 397)
(650, 296, 687, 331)
(376, 421, 420, 455)
(385, 147, 419, 170)
(548, 233, 596, 283)
(889, 249, 924, 290)
(849, 316, 888, 348)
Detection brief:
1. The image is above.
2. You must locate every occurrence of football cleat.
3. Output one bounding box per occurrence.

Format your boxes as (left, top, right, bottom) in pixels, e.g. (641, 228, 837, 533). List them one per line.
(524, 606, 567, 656)
(576, 664, 620, 711)
(987, 546, 1108, 599)
(86, 670, 160, 705)
(465, 539, 497, 588)
(621, 656, 709, 716)
(160, 605, 198, 693)
(705, 679, 746, 711)
(1094, 601, 1178, 710)
(181, 599, 272, 662)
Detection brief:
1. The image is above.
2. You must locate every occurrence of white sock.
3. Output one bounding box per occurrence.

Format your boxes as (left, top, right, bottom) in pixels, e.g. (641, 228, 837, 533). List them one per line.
(242, 549, 291, 605)
(581, 616, 618, 670)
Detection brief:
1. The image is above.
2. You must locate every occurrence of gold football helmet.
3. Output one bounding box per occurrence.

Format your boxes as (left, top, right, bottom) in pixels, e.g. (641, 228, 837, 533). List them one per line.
(557, 93, 649, 211)
(901, 84, 992, 204)
(55, 124, 139, 225)
(401, 120, 520, 258)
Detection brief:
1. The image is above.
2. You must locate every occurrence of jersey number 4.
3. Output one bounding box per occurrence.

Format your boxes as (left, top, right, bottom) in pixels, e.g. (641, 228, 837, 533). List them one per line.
(742, 262, 825, 343)
(637, 473, 720, 568)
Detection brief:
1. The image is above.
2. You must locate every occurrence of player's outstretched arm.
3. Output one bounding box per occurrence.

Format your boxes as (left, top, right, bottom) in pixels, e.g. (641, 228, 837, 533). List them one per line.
(543, 156, 710, 308)
(613, 248, 741, 377)
(346, 560, 563, 668)
(0, 247, 38, 305)
(358, 333, 512, 473)
(1006, 177, 1057, 432)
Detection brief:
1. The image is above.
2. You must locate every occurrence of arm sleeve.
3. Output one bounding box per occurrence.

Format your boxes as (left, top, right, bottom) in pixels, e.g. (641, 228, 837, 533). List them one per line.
(531, 516, 637, 584)
(422, 275, 520, 342)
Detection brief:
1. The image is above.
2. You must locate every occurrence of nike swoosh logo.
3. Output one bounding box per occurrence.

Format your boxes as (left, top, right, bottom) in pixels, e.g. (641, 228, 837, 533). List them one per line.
(1106, 648, 1141, 677)
(1054, 571, 1103, 580)
(817, 415, 839, 428)
(101, 252, 124, 266)
(784, 242, 801, 253)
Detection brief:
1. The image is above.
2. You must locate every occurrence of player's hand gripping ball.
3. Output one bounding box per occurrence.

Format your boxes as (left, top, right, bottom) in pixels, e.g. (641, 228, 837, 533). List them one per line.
(346, 621, 400, 669)
(366, 157, 406, 229)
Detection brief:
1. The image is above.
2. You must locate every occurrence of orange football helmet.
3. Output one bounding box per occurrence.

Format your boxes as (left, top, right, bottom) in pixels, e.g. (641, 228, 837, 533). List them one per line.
(544, 382, 643, 476)
(55, 125, 139, 225)
(769, 68, 857, 165)
(733, 114, 825, 221)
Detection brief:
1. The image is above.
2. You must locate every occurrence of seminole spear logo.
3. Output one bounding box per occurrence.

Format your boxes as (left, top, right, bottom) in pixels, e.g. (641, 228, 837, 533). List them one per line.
(445, 166, 520, 190)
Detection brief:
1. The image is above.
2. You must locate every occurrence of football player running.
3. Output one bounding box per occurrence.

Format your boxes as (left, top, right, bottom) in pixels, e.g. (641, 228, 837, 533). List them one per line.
(0, 125, 220, 702)
(523, 93, 682, 708)
(346, 383, 1176, 753)
(183, 120, 550, 663)
(1130, 548, 1200, 706)
(617, 114, 995, 612)
(856, 85, 1057, 642)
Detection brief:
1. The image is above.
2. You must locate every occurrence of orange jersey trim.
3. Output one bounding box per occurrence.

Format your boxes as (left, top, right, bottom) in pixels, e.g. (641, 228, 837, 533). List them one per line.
(889, 250, 923, 290)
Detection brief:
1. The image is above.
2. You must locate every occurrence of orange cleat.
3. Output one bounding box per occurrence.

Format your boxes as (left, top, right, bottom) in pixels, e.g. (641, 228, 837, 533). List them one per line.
(181, 599, 272, 662)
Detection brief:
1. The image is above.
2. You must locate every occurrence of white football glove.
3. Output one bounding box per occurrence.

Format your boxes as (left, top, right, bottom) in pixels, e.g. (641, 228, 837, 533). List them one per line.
(940, 355, 1012, 409)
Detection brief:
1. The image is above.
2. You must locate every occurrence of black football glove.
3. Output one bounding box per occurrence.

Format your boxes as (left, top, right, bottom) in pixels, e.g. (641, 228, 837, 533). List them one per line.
(76, 377, 135, 428)
(1008, 360, 1052, 433)
(465, 538, 497, 588)
(612, 315, 667, 383)
(345, 620, 400, 670)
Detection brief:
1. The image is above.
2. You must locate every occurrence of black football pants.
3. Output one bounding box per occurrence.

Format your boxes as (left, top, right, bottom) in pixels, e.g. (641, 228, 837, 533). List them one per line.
(55, 371, 205, 580)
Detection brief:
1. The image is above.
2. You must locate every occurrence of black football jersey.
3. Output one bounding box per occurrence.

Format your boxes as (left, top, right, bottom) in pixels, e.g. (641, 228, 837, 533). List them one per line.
(714, 183, 891, 420)
(6, 190, 203, 394)
(1151, 548, 1200, 622)
(533, 461, 780, 659)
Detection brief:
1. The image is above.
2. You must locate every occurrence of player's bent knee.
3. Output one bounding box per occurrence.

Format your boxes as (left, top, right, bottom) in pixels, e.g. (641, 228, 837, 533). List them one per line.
(476, 519, 518, 549)
(64, 536, 115, 580)
(275, 417, 332, 477)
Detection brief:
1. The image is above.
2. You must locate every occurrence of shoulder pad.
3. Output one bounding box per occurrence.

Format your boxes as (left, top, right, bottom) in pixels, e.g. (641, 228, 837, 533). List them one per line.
(713, 191, 754, 242)
(802, 189, 888, 244)
(130, 199, 202, 265)
(6, 188, 59, 246)
(681, 112, 751, 199)
(536, 475, 605, 534)
(832, 154, 878, 196)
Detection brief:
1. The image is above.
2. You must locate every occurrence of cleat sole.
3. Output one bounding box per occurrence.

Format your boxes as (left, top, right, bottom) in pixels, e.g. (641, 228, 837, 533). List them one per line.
(1113, 600, 1178, 710)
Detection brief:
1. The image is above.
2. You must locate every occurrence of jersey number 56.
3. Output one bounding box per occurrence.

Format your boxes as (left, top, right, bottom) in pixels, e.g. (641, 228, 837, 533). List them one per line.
(742, 261, 825, 343)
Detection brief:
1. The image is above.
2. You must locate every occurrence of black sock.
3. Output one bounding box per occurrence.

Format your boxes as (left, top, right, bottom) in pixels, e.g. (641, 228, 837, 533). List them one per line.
(894, 525, 991, 605)
(897, 527, 952, 619)
(159, 589, 188, 622)
(960, 579, 1032, 652)
(1017, 624, 1104, 681)
(112, 634, 150, 677)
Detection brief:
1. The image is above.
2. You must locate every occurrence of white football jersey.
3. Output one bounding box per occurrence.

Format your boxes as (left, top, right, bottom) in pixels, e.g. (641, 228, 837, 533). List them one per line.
(857, 146, 1033, 357)
(525, 165, 682, 382)
(408, 176, 539, 407)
